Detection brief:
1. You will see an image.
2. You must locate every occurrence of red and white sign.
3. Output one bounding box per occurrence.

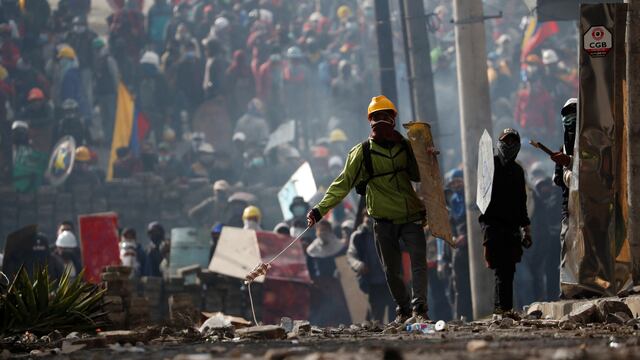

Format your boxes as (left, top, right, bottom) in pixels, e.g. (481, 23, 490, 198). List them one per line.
(79, 212, 121, 284)
(583, 26, 612, 57)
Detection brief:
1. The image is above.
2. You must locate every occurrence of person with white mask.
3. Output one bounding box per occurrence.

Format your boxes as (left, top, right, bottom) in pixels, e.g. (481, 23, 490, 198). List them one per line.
(242, 206, 262, 231)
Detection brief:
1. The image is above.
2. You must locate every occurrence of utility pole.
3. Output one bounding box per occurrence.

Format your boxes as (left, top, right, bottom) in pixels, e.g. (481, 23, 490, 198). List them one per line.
(626, 0, 640, 284)
(452, 0, 494, 319)
(374, 0, 398, 104)
(356, 0, 400, 228)
(399, 0, 439, 133)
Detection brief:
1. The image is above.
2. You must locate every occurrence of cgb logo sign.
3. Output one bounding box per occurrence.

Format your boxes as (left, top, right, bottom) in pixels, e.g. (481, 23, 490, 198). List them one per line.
(583, 26, 612, 57)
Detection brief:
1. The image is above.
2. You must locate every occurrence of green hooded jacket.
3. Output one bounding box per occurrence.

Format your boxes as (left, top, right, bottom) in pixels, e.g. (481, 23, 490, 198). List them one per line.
(315, 138, 425, 224)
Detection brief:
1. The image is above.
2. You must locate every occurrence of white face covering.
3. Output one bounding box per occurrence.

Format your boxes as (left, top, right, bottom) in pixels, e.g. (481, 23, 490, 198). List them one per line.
(243, 220, 260, 231)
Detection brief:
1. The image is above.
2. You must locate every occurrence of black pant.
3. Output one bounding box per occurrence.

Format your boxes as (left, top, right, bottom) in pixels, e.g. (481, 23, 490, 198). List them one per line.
(482, 224, 521, 313)
(373, 221, 427, 315)
(494, 263, 515, 312)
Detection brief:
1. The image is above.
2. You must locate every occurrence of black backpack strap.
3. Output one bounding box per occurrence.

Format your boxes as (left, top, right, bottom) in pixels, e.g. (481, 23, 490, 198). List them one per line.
(362, 140, 373, 177)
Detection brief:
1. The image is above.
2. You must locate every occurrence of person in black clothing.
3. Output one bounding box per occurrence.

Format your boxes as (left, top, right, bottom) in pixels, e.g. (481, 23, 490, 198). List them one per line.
(479, 128, 532, 315)
(550, 98, 577, 299)
(347, 212, 395, 323)
(146, 222, 165, 277)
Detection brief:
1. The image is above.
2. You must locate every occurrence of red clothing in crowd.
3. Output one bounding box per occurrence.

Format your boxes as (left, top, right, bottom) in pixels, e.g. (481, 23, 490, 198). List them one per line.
(0, 40, 20, 70)
(514, 82, 556, 138)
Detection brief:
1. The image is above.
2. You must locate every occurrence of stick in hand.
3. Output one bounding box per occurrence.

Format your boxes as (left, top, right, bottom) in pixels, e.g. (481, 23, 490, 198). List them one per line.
(529, 140, 555, 156)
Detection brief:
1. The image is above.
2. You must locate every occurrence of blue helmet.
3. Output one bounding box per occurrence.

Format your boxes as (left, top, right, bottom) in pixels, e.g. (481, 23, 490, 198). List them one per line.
(444, 168, 463, 188)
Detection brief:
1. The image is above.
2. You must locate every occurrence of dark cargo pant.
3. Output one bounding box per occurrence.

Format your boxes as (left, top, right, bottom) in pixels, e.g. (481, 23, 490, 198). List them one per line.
(373, 221, 428, 316)
(482, 224, 522, 313)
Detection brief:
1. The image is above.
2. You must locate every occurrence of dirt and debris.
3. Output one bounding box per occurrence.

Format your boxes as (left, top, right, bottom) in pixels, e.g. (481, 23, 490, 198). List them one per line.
(5, 304, 640, 359)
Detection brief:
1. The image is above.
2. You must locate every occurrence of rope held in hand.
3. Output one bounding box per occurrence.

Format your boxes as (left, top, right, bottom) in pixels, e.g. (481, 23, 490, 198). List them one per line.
(244, 226, 312, 325)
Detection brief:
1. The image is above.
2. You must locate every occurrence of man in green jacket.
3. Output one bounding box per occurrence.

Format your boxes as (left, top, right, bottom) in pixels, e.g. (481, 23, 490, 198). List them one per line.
(307, 95, 429, 325)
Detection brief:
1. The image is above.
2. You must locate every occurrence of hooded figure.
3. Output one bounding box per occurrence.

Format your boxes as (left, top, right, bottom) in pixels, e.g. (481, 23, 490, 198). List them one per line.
(146, 221, 166, 277)
(479, 128, 531, 316)
(551, 97, 577, 298)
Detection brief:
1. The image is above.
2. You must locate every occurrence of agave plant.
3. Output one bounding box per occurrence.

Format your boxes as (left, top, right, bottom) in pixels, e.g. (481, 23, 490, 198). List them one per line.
(0, 266, 107, 335)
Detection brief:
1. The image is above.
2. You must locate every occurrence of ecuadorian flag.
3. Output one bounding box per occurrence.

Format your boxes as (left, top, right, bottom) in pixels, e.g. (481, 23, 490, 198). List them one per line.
(520, 15, 559, 62)
(107, 82, 150, 180)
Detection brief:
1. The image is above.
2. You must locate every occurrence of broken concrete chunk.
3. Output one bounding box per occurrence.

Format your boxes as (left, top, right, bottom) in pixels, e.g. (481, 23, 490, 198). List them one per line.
(280, 317, 293, 333)
(466, 340, 489, 352)
(499, 318, 514, 329)
(235, 325, 286, 340)
(526, 310, 543, 320)
(98, 330, 148, 344)
(559, 319, 577, 330)
(568, 303, 598, 324)
(596, 299, 633, 322)
(293, 320, 311, 334)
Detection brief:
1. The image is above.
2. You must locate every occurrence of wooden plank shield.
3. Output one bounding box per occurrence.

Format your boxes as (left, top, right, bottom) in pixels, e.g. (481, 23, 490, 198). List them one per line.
(403, 122, 453, 246)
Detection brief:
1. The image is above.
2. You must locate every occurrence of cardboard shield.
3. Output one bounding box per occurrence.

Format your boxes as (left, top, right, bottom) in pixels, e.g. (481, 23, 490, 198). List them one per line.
(209, 227, 263, 282)
(403, 122, 453, 246)
(169, 227, 211, 284)
(476, 130, 494, 214)
(2, 224, 38, 280)
(78, 213, 120, 284)
(264, 120, 295, 154)
(45, 136, 76, 187)
(277, 162, 317, 220)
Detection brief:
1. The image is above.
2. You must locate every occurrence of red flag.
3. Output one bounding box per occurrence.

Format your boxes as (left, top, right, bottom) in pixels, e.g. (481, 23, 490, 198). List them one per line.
(521, 21, 559, 61)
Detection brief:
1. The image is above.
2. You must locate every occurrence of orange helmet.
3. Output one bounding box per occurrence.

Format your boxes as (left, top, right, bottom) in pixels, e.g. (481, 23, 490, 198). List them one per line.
(27, 88, 45, 101)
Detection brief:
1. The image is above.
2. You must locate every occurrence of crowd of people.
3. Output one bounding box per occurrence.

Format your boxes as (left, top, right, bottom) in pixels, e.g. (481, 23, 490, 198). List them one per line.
(0, 0, 578, 325)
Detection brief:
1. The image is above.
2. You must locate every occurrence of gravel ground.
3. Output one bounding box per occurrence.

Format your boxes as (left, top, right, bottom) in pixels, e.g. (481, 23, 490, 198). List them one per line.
(6, 320, 640, 359)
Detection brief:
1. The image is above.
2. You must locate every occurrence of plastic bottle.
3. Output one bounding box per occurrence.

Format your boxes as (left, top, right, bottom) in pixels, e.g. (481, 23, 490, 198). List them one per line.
(406, 323, 436, 334)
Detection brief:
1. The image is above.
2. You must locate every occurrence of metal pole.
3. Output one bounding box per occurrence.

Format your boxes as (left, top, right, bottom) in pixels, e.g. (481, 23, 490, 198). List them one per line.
(626, 0, 640, 284)
(374, 0, 398, 104)
(397, 0, 416, 120)
(452, 0, 494, 319)
(400, 0, 439, 134)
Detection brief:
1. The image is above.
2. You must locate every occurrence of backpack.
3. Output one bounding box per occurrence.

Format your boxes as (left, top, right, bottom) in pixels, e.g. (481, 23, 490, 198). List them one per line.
(354, 139, 410, 195)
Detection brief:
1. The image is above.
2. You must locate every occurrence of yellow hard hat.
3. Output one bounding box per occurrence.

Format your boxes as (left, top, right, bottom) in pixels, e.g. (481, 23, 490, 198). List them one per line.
(367, 95, 397, 118)
(337, 5, 352, 20)
(329, 128, 348, 142)
(0, 65, 7, 81)
(242, 205, 262, 220)
(75, 146, 91, 162)
(58, 46, 77, 60)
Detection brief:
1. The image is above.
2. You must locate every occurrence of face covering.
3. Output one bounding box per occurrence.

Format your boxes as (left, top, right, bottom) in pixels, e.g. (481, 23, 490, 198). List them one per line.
(497, 139, 520, 164)
(449, 191, 466, 222)
(249, 157, 265, 168)
(370, 116, 397, 142)
(243, 220, 260, 230)
(563, 113, 577, 155)
(292, 206, 306, 217)
(73, 25, 86, 33)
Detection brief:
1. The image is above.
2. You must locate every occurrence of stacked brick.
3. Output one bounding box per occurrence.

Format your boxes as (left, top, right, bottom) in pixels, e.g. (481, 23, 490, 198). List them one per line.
(101, 266, 133, 329)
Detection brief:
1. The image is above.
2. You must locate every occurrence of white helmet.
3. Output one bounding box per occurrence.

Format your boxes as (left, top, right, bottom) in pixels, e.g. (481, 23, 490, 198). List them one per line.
(287, 46, 304, 59)
(56, 230, 78, 248)
(542, 49, 559, 65)
(214, 17, 230, 32)
(140, 51, 160, 67)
